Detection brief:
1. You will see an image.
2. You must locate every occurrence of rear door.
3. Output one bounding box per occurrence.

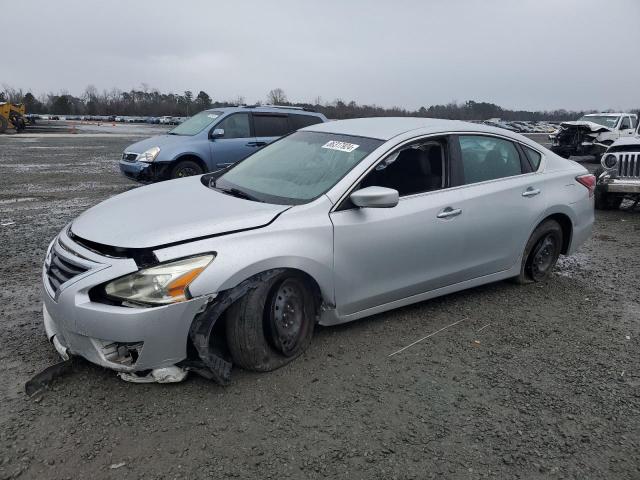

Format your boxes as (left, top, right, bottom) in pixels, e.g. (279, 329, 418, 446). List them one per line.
(447, 134, 547, 276)
(252, 113, 291, 147)
(208, 113, 257, 169)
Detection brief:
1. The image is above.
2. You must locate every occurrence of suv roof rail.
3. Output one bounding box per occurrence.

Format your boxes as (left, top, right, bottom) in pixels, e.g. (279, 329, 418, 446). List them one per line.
(244, 104, 317, 113)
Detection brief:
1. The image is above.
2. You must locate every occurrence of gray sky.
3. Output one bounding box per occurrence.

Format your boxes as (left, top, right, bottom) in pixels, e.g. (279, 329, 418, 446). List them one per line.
(5, 0, 640, 111)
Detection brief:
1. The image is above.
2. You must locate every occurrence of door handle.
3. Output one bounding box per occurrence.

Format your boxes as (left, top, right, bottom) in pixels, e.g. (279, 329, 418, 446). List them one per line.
(246, 141, 267, 147)
(522, 187, 541, 197)
(437, 207, 462, 219)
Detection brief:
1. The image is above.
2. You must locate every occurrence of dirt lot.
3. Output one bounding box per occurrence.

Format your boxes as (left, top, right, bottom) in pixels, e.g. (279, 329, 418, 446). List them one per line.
(0, 127, 638, 479)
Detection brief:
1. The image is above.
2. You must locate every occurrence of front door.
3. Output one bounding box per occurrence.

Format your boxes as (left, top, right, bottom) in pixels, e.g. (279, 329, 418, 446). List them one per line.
(619, 116, 636, 138)
(209, 113, 257, 170)
(330, 138, 470, 316)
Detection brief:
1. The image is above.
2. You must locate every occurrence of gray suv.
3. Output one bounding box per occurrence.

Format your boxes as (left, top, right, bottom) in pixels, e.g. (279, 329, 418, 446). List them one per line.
(119, 106, 327, 182)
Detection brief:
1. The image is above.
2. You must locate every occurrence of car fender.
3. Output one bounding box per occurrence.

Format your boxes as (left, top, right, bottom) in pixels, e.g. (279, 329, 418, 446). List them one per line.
(152, 198, 336, 306)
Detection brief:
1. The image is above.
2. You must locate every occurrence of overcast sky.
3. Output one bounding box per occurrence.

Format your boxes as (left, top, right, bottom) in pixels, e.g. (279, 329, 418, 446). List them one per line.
(4, 0, 640, 111)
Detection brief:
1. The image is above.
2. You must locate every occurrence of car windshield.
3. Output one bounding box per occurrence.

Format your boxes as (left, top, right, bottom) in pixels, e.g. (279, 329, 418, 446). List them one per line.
(169, 111, 222, 135)
(578, 115, 619, 128)
(214, 131, 383, 205)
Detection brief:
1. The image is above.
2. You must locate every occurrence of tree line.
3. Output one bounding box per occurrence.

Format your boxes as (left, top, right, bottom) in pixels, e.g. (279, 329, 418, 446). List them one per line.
(1, 85, 635, 121)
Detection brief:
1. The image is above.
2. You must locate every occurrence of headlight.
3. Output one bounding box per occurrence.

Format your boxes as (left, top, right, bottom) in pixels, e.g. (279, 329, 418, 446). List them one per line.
(137, 146, 160, 163)
(105, 254, 214, 306)
(604, 154, 617, 169)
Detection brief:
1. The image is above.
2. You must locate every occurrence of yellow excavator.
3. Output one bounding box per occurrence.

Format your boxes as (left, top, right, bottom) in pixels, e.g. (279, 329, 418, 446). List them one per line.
(0, 102, 27, 133)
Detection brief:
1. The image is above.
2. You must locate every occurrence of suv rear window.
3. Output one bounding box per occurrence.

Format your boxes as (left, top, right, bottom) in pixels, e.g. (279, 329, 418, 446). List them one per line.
(253, 115, 290, 137)
(290, 114, 323, 130)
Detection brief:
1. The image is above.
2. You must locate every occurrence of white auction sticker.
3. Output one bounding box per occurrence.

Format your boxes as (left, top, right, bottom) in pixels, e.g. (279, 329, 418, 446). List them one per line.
(207, 114, 220, 119)
(322, 140, 359, 153)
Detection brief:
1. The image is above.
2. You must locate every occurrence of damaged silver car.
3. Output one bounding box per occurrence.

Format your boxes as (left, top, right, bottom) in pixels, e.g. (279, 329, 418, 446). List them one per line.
(549, 113, 637, 160)
(42, 118, 594, 384)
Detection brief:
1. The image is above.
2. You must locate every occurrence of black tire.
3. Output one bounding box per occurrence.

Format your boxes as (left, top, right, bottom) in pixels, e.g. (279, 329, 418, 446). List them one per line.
(513, 219, 563, 284)
(594, 167, 623, 210)
(226, 272, 316, 372)
(0, 116, 7, 134)
(170, 159, 203, 179)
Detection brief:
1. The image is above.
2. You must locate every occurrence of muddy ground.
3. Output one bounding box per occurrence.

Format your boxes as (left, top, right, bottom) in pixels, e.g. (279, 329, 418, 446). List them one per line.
(0, 128, 638, 479)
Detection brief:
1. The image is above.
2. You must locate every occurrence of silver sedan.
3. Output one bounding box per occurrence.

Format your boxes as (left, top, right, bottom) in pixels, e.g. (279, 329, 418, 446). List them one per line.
(42, 118, 595, 383)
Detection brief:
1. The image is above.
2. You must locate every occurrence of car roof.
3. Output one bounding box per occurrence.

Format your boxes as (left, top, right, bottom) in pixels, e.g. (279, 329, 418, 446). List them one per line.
(583, 113, 631, 117)
(302, 117, 527, 141)
(205, 106, 325, 117)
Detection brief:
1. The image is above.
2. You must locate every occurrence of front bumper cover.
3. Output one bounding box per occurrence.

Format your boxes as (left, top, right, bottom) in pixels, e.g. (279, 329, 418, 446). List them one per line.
(42, 228, 212, 372)
(601, 179, 640, 194)
(118, 159, 169, 183)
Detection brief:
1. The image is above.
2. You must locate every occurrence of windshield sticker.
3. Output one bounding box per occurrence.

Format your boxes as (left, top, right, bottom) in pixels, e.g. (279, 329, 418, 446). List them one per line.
(322, 140, 359, 153)
(207, 114, 220, 119)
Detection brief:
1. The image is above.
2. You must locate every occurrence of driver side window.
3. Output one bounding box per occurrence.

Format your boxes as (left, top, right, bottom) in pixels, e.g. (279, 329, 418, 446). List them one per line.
(620, 117, 631, 130)
(360, 140, 447, 197)
(215, 113, 251, 139)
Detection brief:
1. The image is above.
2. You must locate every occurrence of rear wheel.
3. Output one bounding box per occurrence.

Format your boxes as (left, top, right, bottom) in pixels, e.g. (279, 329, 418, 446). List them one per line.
(170, 159, 203, 179)
(0, 116, 8, 134)
(514, 219, 563, 284)
(226, 272, 316, 372)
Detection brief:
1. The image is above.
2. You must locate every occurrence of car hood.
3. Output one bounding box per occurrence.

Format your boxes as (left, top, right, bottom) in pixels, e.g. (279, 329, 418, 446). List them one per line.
(124, 134, 192, 154)
(559, 121, 612, 133)
(608, 136, 640, 148)
(71, 176, 289, 249)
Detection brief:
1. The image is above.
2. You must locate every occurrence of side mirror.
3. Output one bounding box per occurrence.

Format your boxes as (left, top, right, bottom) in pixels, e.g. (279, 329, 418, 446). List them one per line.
(210, 128, 224, 139)
(350, 186, 399, 208)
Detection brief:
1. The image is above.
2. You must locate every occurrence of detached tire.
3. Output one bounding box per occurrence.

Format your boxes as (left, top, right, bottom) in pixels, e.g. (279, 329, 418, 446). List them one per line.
(226, 272, 316, 372)
(170, 159, 203, 179)
(514, 219, 563, 284)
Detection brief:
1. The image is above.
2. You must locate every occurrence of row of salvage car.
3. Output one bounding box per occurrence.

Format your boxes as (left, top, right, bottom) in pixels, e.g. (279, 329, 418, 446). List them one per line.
(544, 112, 640, 210)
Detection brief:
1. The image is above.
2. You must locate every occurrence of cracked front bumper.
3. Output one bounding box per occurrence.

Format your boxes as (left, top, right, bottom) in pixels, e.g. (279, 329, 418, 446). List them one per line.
(42, 228, 211, 372)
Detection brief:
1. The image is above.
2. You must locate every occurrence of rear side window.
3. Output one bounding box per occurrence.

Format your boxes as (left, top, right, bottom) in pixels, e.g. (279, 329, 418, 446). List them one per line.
(290, 114, 323, 130)
(523, 146, 542, 170)
(253, 115, 290, 137)
(458, 135, 523, 184)
(216, 113, 251, 139)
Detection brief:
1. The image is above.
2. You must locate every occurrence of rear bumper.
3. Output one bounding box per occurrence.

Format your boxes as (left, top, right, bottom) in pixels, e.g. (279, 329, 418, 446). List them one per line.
(567, 196, 594, 256)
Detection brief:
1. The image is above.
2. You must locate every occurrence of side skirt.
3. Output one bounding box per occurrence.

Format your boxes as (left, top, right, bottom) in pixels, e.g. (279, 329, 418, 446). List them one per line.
(319, 266, 520, 327)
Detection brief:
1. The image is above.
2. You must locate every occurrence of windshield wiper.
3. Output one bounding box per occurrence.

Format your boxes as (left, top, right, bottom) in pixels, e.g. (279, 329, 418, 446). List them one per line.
(216, 186, 261, 202)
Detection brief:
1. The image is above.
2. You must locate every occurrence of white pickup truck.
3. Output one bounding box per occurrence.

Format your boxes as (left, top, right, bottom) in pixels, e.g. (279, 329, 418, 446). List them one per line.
(549, 112, 638, 159)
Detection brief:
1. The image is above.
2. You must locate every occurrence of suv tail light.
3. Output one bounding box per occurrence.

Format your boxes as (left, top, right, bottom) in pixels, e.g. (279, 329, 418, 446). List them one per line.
(576, 174, 596, 198)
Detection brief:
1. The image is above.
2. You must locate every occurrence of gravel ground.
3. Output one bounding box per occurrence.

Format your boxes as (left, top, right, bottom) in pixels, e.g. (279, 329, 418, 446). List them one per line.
(0, 128, 638, 479)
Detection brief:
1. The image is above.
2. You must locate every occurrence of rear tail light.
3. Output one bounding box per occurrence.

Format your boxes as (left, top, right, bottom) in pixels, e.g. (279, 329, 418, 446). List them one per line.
(576, 174, 596, 198)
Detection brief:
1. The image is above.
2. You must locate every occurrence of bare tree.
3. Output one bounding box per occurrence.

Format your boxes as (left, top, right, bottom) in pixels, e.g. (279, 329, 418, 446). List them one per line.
(267, 88, 287, 105)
